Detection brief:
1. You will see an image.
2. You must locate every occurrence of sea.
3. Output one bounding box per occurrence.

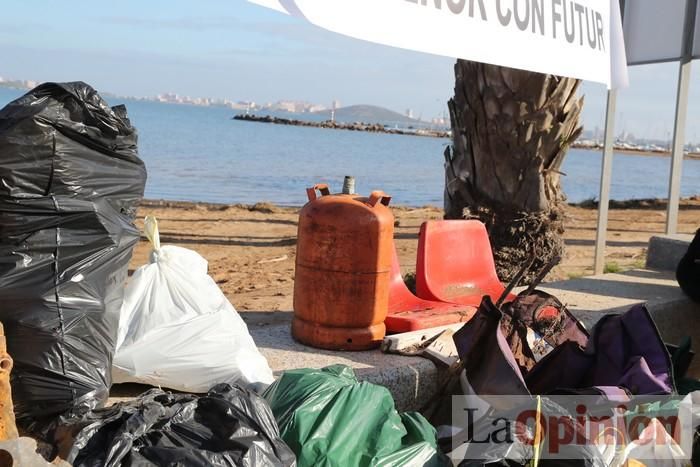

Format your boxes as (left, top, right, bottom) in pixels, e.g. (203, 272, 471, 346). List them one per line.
(1, 86, 699, 207)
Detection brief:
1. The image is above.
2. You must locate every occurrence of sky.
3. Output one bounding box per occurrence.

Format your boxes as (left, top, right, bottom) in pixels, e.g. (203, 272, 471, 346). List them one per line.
(1, 0, 700, 141)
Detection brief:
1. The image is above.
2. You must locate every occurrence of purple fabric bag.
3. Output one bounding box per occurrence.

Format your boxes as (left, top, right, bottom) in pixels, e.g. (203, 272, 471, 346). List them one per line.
(454, 296, 675, 397)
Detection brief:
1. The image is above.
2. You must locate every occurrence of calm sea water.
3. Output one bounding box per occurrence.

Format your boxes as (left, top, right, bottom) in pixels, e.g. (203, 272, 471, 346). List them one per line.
(1, 86, 699, 206)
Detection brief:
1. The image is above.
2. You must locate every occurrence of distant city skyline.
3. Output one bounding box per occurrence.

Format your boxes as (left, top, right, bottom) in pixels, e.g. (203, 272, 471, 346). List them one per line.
(5, 75, 700, 157)
(2, 1, 700, 141)
(0, 74, 694, 144)
(0, 75, 450, 125)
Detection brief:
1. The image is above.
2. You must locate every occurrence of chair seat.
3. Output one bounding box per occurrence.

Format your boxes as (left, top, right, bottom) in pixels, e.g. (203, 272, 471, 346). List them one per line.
(386, 247, 477, 333)
(386, 303, 477, 333)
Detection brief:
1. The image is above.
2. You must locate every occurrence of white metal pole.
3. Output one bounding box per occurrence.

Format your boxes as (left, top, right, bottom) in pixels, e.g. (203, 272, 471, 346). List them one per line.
(666, 63, 692, 234)
(666, 0, 697, 235)
(594, 90, 618, 275)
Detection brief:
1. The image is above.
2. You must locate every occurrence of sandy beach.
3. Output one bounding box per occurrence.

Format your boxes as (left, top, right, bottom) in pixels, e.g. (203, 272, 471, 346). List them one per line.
(129, 198, 700, 314)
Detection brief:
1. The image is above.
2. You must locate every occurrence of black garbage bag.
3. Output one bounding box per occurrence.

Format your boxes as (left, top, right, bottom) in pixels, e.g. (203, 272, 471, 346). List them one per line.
(677, 227, 700, 303)
(59, 384, 297, 467)
(0, 82, 146, 429)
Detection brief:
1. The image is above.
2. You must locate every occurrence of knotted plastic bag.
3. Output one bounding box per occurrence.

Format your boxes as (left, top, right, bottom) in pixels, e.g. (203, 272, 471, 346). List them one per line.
(112, 216, 274, 392)
(263, 365, 447, 467)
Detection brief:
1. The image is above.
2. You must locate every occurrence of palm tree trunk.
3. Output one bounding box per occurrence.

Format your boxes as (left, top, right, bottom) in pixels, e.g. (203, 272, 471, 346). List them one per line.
(444, 60, 583, 284)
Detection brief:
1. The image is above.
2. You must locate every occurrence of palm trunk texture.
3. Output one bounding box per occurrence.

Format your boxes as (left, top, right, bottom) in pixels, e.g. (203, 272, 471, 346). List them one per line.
(444, 60, 583, 284)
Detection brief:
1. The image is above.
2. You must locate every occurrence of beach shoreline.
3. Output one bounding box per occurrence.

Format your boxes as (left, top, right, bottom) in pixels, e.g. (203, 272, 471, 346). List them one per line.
(132, 197, 700, 314)
(139, 194, 700, 211)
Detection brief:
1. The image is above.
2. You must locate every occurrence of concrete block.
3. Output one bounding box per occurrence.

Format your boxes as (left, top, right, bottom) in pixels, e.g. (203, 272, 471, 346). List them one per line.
(646, 234, 693, 271)
(249, 322, 438, 412)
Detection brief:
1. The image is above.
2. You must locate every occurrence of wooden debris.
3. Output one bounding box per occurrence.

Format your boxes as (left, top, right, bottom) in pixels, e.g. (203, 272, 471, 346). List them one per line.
(257, 255, 289, 264)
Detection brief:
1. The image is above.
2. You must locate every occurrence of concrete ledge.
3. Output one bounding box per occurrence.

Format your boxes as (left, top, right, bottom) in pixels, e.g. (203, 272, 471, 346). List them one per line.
(646, 234, 692, 271)
(249, 320, 438, 412)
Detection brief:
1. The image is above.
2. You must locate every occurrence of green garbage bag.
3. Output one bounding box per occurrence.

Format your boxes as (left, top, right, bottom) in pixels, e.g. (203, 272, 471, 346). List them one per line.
(263, 365, 447, 467)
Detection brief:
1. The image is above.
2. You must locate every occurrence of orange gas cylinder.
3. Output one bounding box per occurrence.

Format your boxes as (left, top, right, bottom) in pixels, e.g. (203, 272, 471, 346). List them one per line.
(293, 182, 394, 350)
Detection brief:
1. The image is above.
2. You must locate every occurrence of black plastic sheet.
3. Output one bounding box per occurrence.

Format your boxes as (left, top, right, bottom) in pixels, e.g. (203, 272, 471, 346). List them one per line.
(61, 384, 297, 467)
(0, 82, 146, 428)
(677, 227, 700, 303)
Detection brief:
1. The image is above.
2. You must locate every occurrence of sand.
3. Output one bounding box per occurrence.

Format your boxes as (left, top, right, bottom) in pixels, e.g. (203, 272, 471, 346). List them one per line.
(130, 198, 700, 314)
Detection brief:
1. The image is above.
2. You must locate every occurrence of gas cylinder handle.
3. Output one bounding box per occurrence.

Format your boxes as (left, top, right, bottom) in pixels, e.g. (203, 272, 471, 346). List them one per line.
(368, 190, 391, 207)
(306, 183, 331, 202)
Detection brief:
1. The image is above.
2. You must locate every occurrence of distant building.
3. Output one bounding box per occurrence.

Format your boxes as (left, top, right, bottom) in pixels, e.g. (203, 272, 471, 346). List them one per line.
(268, 100, 326, 113)
(406, 109, 414, 119)
(230, 101, 256, 110)
(275, 101, 294, 112)
(156, 93, 181, 103)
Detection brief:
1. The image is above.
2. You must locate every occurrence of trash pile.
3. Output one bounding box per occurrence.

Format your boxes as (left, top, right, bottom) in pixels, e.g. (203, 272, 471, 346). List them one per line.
(0, 82, 697, 466)
(428, 289, 700, 465)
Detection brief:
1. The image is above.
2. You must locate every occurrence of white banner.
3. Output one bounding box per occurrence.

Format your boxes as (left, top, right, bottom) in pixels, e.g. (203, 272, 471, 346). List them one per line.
(249, 0, 628, 88)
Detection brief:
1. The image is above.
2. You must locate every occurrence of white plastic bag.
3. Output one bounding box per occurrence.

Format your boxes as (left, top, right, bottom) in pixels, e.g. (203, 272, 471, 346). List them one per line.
(619, 418, 689, 467)
(112, 217, 274, 392)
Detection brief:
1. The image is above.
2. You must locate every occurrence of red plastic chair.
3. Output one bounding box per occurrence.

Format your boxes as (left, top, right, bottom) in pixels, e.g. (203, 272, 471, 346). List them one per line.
(386, 247, 476, 333)
(415, 220, 515, 306)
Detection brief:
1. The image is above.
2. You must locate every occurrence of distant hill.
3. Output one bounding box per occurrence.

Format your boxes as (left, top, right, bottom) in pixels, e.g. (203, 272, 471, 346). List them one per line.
(312, 104, 420, 125)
